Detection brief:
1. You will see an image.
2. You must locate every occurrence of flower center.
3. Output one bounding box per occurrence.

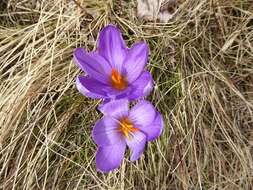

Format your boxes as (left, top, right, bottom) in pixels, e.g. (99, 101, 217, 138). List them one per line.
(111, 69, 127, 90)
(118, 118, 139, 140)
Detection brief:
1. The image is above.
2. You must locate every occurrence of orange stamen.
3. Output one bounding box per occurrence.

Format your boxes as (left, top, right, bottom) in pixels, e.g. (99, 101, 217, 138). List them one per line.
(111, 69, 127, 90)
(118, 118, 139, 140)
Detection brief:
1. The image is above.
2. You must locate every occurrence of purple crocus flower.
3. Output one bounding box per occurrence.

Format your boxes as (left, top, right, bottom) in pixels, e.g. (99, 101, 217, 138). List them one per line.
(92, 99, 163, 173)
(74, 24, 153, 101)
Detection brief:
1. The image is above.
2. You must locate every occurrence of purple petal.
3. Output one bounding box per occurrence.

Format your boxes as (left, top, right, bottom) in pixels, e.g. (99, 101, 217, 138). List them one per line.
(104, 86, 132, 99)
(76, 76, 108, 99)
(128, 71, 153, 100)
(92, 116, 122, 146)
(77, 76, 130, 100)
(99, 99, 129, 119)
(98, 25, 126, 72)
(97, 98, 110, 111)
(124, 42, 149, 83)
(96, 140, 126, 173)
(129, 100, 156, 126)
(138, 112, 164, 141)
(126, 131, 146, 161)
(74, 48, 111, 84)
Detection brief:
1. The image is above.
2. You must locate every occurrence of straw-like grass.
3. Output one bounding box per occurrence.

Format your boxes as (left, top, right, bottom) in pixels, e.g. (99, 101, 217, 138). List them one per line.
(1, 0, 253, 189)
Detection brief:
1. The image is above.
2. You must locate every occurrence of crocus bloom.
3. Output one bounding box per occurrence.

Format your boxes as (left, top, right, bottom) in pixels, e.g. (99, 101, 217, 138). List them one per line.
(92, 99, 163, 173)
(74, 24, 153, 101)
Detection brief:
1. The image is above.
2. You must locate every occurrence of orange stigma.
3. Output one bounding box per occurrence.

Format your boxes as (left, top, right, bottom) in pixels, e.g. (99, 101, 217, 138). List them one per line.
(118, 118, 139, 140)
(111, 69, 127, 90)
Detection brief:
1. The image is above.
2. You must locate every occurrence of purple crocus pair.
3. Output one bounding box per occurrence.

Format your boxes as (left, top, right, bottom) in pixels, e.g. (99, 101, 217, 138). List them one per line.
(74, 24, 163, 173)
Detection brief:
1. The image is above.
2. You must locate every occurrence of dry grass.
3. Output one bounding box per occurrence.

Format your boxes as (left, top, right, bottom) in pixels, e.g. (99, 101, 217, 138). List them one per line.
(0, 0, 253, 189)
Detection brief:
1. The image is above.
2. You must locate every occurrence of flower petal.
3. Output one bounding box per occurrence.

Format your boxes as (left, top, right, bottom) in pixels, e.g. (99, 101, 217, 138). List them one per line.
(129, 100, 156, 126)
(124, 42, 149, 83)
(104, 86, 132, 100)
(128, 71, 153, 100)
(126, 131, 146, 161)
(99, 99, 129, 119)
(96, 140, 126, 173)
(98, 25, 126, 72)
(138, 112, 164, 141)
(92, 116, 122, 146)
(76, 76, 108, 99)
(74, 48, 111, 84)
(97, 98, 110, 111)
